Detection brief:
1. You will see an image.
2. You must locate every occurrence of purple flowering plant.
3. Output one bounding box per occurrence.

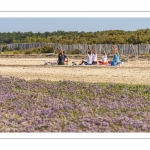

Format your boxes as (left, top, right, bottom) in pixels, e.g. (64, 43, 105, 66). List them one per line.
(0, 75, 150, 132)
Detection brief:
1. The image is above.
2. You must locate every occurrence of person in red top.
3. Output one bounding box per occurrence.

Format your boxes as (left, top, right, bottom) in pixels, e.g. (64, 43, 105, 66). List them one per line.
(99, 50, 108, 65)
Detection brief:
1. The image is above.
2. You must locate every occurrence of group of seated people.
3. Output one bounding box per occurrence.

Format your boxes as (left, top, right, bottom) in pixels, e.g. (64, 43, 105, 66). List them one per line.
(79, 45, 123, 66)
(57, 45, 123, 66)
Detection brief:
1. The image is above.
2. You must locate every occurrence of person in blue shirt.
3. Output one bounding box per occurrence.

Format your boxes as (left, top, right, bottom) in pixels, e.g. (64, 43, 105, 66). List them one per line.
(110, 45, 120, 66)
(113, 50, 120, 62)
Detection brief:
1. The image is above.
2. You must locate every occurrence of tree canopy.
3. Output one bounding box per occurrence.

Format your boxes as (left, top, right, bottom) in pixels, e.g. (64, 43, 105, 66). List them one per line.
(1, 29, 150, 44)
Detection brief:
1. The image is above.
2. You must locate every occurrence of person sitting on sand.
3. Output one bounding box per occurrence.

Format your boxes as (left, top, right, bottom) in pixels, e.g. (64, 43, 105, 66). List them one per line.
(57, 46, 69, 65)
(109, 46, 121, 66)
(57, 51, 69, 65)
(113, 48, 120, 63)
(99, 50, 108, 65)
(92, 47, 98, 65)
(57, 50, 64, 65)
(79, 45, 92, 65)
(62, 51, 69, 65)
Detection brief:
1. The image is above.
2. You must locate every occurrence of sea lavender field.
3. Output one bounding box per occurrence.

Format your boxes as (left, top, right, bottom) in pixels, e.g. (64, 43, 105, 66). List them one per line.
(0, 75, 150, 132)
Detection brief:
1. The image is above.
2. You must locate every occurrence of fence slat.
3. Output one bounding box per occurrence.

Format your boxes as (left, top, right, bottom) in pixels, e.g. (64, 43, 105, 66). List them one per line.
(0, 43, 150, 55)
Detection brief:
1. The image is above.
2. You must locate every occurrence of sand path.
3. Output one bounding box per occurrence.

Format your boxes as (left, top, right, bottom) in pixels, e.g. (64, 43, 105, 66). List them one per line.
(0, 57, 150, 85)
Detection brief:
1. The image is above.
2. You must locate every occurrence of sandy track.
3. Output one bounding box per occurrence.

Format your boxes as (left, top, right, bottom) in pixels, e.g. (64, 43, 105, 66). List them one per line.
(0, 57, 150, 85)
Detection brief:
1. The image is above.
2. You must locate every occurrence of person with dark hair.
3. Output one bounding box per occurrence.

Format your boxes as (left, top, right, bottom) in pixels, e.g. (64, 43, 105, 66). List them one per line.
(57, 45, 69, 65)
(57, 50, 64, 65)
(79, 45, 92, 65)
(62, 51, 69, 65)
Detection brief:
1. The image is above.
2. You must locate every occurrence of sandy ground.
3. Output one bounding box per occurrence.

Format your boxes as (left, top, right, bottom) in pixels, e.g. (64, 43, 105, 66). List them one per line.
(0, 57, 150, 85)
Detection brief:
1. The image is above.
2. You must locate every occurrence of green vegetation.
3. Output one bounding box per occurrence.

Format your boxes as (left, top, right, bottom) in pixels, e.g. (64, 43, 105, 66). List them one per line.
(1, 28, 150, 45)
(66, 49, 81, 55)
(0, 45, 54, 55)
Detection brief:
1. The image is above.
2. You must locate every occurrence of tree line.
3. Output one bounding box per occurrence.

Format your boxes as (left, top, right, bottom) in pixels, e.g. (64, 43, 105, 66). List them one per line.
(1, 28, 150, 45)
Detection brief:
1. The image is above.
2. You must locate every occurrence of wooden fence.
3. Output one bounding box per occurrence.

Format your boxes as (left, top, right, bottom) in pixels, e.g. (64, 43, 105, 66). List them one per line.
(0, 43, 150, 55)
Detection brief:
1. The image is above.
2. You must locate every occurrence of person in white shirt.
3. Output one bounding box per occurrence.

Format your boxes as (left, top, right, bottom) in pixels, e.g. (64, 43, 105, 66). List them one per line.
(79, 45, 92, 65)
(92, 47, 98, 65)
(99, 50, 108, 65)
(86, 51, 92, 65)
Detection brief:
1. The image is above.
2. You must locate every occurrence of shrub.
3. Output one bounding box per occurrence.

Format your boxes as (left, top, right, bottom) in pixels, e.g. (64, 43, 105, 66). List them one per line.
(24, 50, 32, 54)
(141, 52, 150, 56)
(1, 45, 54, 54)
(67, 49, 81, 55)
(14, 47, 20, 50)
(22, 48, 41, 54)
(2, 45, 8, 51)
(13, 51, 20, 54)
(41, 45, 54, 53)
(30, 48, 41, 54)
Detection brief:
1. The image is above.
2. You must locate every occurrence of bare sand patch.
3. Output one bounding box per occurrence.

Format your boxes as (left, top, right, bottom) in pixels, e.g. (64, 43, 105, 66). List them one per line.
(0, 57, 150, 85)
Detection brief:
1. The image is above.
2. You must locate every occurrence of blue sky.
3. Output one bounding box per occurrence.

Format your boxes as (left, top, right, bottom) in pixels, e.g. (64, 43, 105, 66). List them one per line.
(0, 18, 150, 33)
